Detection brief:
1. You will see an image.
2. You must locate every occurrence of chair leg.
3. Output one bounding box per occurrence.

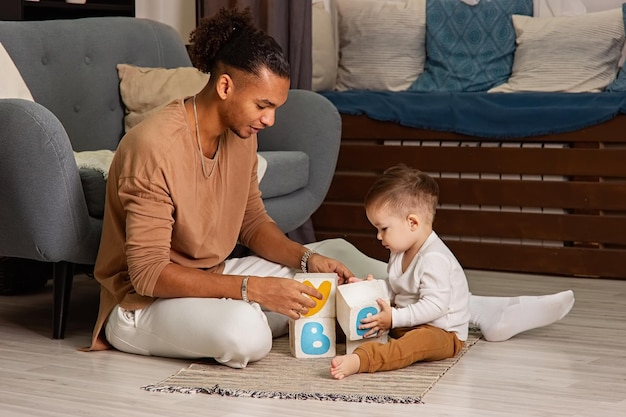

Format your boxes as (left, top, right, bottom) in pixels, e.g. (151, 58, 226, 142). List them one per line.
(53, 261, 74, 339)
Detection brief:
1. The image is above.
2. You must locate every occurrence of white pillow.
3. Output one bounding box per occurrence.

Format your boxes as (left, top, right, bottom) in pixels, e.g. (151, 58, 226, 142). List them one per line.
(489, 8, 625, 93)
(312, 1, 338, 91)
(0, 42, 34, 101)
(256, 153, 267, 183)
(335, 0, 426, 91)
(580, 0, 625, 13)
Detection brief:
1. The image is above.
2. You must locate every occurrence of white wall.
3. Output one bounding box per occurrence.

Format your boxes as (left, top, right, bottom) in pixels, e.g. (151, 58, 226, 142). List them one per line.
(582, 0, 625, 13)
(536, 0, 624, 15)
(135, 0, 196, 44)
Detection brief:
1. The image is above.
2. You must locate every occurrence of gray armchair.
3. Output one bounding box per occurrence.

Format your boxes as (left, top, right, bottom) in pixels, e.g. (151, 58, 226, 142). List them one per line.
(0, 17, 340, 339)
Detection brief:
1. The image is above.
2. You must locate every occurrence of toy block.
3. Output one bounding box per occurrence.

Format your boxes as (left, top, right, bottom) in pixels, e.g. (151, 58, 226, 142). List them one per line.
(293, 273, 337, 318)
(336, 279, 389, 341)
(289, 317, 336, 358)
(345, 333, 389, 355)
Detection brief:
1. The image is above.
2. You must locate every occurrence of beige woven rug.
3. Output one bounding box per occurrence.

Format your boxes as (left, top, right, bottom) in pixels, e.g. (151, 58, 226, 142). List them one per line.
(143, 331, 480, 404)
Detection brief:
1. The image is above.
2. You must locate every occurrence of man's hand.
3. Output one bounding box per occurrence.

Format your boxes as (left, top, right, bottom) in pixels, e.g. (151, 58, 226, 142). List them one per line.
(358, 298, 392, 337)
(247, 276, 323, 320)
(306, 253, 353, 284)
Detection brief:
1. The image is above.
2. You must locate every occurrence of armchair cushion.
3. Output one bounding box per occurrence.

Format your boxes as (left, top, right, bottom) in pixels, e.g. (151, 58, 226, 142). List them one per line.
(76, 150, 301, 218)
(257, 151, 309, 199)
(78, 169, 106, 219)
(74, 149, 114, 219)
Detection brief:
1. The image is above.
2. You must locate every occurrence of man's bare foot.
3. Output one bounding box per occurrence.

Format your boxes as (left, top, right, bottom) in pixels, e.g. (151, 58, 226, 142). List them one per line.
(330, 354, 361, 380)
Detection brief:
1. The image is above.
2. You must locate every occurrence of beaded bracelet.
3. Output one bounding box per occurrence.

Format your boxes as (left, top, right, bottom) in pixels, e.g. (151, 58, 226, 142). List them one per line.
(300, 249, 316, 273)
(241, 275, 250, 303)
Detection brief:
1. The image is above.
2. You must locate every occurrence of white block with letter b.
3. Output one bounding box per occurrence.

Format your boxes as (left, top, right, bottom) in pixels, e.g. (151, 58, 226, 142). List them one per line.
(289, 273, 337, 358)
(289, 317, 336, 358)
(336, 279, 390, 341)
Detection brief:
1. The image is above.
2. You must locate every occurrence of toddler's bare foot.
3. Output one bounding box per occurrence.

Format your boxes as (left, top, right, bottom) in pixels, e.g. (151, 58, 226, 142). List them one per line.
(330, 354, 360, 380)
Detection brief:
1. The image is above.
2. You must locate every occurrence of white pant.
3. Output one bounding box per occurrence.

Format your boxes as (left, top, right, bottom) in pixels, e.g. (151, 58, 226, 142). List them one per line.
(105, 239, 387, 368)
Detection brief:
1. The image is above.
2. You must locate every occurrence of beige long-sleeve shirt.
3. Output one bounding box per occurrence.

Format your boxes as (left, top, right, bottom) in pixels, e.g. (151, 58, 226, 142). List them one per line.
(89, 99, 271, 349)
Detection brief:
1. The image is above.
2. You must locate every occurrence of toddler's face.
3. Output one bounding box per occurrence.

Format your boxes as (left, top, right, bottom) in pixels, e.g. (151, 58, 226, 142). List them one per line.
(365, 207, 416, 254)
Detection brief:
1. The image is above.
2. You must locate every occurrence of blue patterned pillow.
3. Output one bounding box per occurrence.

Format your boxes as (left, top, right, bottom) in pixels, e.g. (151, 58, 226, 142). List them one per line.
(607, 66, 626, 92)
(409, 0, 533, 92)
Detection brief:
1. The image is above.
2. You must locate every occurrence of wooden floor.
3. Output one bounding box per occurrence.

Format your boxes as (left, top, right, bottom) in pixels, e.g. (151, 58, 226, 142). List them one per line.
(0, 270, 624, 417)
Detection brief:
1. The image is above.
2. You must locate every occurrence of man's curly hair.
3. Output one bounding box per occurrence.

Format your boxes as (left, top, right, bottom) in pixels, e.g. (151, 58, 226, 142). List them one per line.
(188, 8, 290, 81)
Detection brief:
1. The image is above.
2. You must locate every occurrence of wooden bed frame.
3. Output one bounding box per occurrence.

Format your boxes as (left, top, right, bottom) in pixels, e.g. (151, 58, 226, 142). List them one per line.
(312, 114, 626, 280)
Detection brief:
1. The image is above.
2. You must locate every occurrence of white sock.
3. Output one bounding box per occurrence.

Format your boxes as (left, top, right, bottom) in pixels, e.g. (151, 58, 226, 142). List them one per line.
(469, 290, 575, 342)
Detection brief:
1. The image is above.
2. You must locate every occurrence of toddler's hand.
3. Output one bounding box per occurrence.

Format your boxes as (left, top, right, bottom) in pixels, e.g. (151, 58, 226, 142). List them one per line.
(359, 298, 392, 337)
(347, 274, 374, 284)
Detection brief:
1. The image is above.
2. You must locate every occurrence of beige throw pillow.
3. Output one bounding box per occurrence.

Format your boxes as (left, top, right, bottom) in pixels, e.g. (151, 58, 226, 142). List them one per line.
(117, 64, 209, 132)
(489, 8, 625, 93)
(335, 0, 426, 91)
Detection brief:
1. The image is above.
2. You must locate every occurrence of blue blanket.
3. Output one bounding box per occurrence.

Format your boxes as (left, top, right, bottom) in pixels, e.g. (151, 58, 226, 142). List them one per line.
(320, 90, 626, 139)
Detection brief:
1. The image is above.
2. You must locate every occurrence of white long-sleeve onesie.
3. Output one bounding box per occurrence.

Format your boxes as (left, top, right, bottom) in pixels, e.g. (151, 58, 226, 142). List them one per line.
(385, 231, 470, 341)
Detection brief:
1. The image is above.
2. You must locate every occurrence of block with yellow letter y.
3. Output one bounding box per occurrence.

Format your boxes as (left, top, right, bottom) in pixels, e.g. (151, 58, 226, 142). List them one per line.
(288, 273, 337, 358)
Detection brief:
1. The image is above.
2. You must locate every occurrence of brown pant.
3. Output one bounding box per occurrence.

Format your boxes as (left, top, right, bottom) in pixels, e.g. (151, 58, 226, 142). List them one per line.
(354, 324, 464, 373)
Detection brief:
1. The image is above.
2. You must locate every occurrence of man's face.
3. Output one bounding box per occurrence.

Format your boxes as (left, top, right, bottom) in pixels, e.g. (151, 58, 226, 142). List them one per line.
(222, 67, 290, 139)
